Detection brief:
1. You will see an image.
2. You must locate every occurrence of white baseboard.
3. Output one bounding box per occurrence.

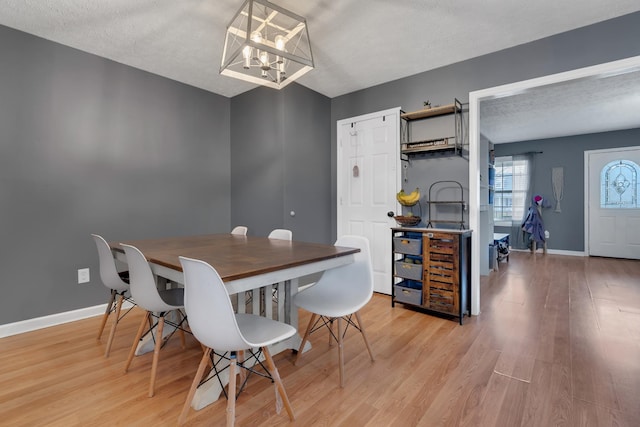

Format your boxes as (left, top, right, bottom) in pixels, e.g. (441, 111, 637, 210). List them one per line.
(0, 302, 134, 339)
(546, 249, 586, 257)
(510, 248, 586, 257)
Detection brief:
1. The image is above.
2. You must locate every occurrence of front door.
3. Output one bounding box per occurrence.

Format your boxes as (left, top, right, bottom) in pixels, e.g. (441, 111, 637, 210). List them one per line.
(586, 146, 640, 259)
(337, 108, 401, 294)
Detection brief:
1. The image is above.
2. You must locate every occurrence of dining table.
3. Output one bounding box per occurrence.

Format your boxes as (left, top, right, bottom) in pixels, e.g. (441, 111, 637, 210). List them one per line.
(110, 233, 359, 410)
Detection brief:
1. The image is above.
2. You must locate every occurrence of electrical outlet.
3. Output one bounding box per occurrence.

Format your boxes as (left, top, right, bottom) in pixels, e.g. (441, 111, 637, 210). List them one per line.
(78, 268, 90, 284)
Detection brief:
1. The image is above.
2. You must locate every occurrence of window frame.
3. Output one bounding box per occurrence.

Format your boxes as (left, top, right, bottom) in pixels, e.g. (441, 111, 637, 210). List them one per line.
(493, 155, 529, 226)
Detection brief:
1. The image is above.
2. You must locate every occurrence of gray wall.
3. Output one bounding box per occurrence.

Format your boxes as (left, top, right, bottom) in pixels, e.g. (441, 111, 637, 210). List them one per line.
(494, 128, 640, 251)
(0, 26, 231, 324)
(330, 11, 640, 242)
(230, 83, 332, 243)
(3, 11, 640, 325)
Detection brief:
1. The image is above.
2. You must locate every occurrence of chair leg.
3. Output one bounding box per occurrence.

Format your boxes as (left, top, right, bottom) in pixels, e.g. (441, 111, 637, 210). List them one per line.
(104, 293, 124, 357)
(237, 350, 246, 385)
(294, 313, 317, 365)
(178, 347, 212, 425)
(227, 354, 237, 427)
(337, 317, 345, 388)
(196, 343, 214, 370)
(354, 311, 375, 362)
(125, 311, 150, 373)
(97, 290, 116, 340)
(263, 346, 295, 421)
(149, 314, 165, 397)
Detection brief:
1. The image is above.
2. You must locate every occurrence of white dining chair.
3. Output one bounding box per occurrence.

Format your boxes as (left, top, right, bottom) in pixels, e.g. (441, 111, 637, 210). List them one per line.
(121, 243, 188, 398)
(266, 229, 293, 305)
(267, 228, 292, 240)
(231, 226, 248, 236)
(178, 256, 296, 426)
(244, 228, 293, 314)
(91, 234, 135, 357)
(293, 235, 375, 387)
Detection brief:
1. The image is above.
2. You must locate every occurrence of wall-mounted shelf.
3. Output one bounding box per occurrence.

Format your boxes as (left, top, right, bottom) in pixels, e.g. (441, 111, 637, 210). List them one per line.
(400, 104, 456, 120)
(400, 99, 466, 158)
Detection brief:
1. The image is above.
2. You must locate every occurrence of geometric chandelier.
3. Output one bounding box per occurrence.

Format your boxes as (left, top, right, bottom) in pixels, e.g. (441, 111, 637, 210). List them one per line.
(220, 0, 314, 89)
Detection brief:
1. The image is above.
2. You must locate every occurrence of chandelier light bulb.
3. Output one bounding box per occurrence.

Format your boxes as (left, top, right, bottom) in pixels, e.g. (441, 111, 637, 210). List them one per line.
(250, 31, 263, 44)
(242, 45, 252, 69)
(259, 51, 270, 71)
(275, 35, 285, 65)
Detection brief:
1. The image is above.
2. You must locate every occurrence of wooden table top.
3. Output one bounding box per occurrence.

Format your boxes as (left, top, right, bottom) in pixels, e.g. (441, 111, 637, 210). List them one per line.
(111, 234, 359, 283)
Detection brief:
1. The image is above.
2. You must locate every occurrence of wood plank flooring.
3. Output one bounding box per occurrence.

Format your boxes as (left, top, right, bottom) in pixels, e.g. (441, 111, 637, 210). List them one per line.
(1, 252, 639, 426)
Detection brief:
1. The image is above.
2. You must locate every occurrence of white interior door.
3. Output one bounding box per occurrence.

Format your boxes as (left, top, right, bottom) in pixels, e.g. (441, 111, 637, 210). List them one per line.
(337, 108, 400, 295)
(586, 146, 640, 259)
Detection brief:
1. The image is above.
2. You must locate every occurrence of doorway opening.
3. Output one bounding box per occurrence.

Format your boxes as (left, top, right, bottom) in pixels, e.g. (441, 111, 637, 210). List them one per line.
(468, 55, 640, 315)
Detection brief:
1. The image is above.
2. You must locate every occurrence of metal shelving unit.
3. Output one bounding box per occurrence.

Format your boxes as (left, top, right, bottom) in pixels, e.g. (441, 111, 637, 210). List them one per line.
(425, 180, 466, 229)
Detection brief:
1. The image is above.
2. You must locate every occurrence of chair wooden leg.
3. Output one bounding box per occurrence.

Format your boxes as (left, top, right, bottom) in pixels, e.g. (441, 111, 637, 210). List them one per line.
(237, 350, 246, 385)
(354, 311, 375, 362)
(149, 314, 165, 397)
(125, 311, 149, 373)
(178, 347, 212, 425)
(263, 346, 295, 421)
(294, 313, 317, 365)
(104, 293, 124, 357)
(337, 317, 345, 387)
(196, 343, 214, 369)
(227, 355, 237, 427)
(97, 290, 116, 340)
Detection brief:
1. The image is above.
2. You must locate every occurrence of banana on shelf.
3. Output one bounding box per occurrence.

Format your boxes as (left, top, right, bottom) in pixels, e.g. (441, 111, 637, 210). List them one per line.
(396, 188, 420, 206)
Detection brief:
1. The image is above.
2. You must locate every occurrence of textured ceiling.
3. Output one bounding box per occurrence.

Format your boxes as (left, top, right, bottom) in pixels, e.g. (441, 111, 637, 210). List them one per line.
(480, 67, 640, 143)
(2, 0, 640, 98)
(1, 1, 640, 142)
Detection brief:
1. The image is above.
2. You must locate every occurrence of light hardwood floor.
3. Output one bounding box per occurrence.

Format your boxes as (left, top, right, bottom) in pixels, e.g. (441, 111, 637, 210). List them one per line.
(1, 252, 639, 426)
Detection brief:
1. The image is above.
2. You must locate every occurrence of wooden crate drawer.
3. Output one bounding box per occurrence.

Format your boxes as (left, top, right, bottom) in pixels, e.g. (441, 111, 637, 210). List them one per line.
(428, 274, 454, 286)
(426, 244, 455, 255)
(428, 281, 455, 292)
(428, 288, 456, 314)
(425, 233, 458, 257)
(427, 253, 455, 264)
(428, 264, 455, 284)
(428, 262, 454, 273)
(429, 288, 454, 304)
(428, 301, 456, 315)
(426, 231, 457, 240)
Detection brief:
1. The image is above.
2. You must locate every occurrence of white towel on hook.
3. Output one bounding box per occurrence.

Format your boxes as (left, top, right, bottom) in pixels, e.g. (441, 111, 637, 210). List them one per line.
(552, 167, 564, 212)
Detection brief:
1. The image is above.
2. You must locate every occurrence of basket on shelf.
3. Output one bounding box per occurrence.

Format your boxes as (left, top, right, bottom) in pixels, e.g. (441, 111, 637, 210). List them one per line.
(394, 215, 421, 227)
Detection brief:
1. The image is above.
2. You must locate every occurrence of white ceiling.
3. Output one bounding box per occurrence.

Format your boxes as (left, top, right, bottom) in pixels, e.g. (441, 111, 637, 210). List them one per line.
(2, 0, 640, 142)
(480, 66, 640, 143)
